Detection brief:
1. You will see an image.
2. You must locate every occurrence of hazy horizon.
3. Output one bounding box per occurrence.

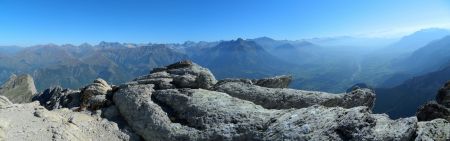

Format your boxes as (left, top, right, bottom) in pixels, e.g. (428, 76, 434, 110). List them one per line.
(1, 0, 450, 46)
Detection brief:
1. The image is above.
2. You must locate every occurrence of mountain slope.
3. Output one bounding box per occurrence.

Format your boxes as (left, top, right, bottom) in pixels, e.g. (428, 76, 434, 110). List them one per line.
(374, 64, 450, 118)
(192, 38, 294, 79)
(388, 28, 450, 52)
(396, 35, 450, 75)
(0, 44, 188, 91)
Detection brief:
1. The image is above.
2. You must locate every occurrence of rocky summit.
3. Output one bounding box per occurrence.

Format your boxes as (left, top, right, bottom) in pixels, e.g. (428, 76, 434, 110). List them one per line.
(0, 60, 449, 141)
(0, 74, 37, 103)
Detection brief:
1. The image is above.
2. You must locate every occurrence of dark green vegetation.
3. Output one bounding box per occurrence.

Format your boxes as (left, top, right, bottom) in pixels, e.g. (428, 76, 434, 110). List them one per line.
(1, 28, 450, 118)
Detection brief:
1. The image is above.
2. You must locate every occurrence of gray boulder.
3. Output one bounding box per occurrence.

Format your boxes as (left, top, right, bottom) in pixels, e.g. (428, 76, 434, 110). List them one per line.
(416, 81, 450, 122)
(0, 102, 139, 141)
(415, 119, 450, 141)
(214, 81, 375, 109)
(252, 75, 292, 88)
(80, 78, 113, 110)
(113, 84, 200, 141)
(265, 106, 416, 141)
(33, 86, 81, 110)
(416, 101, 450, 121)
(0, 74, 37, 103)
(0, 96, 12, 108)
(114, 83, 415, 141)
(133, 60, 217, 90)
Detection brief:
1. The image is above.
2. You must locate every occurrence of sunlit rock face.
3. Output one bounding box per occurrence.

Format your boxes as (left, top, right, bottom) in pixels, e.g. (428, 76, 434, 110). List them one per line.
(0, 74, 37, 103)
(1, 61, 449, 141)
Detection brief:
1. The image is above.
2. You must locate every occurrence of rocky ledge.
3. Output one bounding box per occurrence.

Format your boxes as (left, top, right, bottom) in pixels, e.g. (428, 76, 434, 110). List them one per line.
(1, 60, 449, 141)
(416, 81, 450, 122)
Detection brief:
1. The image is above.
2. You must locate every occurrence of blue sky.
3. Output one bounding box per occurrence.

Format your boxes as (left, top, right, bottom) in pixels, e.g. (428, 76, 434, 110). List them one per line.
(0, 0, 450, 45)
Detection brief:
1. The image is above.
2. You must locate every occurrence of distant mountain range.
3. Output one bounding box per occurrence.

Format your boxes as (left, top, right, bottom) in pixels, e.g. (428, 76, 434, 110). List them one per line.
(1, 28, 450, 118)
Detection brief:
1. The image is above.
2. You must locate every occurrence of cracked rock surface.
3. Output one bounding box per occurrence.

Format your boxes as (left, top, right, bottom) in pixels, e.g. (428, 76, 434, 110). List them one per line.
(2, 60, 450, 141)
(0, 102, 139, 141)
(214, 80, 375, 109)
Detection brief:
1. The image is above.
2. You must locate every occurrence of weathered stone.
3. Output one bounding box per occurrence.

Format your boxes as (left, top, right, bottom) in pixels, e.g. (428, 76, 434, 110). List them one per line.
(82, 78, 112, 97)
(80, 78, 113, 110)
(113, 84, 200, 141)
(252, 75, 292, 88)
(416, 101, 450, 121)
(0, 74, 37, 103)
(33, 86, 81, 110)
(437, 81, 450, 108)
(133, 60, 217, 90)
(0, 102, 139, 141)
(415, 119, 450, 141)
(214, 81, 375, 109)
(265, 107, 416, 141)
(0, 96, 12, 108)
(114, 83, 415, 141)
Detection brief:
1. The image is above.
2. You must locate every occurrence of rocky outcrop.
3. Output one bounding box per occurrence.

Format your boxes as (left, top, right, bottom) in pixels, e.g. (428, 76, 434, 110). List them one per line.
(0, 102, 139, 141)
(252, 75, 292, 88)
(6, 60, 449, 141)
(0, 96, 12, 108)
(416, 101, 450, 121)
(113, 83, 415, 140)
(0, 74, 37, 103)
(415, 119, 450, 141)
(33, 86, 81, 110)
(133, 60, 217, 90)
(214, 80, 375, 109)
(416, 82, 450, 121)
(80, 78, 113, 110)
(437, 81, 450, 107)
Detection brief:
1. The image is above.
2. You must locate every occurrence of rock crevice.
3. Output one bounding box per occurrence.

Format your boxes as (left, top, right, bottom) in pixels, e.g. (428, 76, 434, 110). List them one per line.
(1, 60, 449, 141)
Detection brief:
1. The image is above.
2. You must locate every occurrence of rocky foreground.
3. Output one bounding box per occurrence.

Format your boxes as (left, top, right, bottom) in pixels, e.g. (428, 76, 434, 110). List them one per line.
(0, 60, 449, 141)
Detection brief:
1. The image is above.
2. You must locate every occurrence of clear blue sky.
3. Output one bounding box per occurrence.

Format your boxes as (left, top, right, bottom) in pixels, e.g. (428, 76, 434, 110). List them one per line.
(0, 0, 449, 45)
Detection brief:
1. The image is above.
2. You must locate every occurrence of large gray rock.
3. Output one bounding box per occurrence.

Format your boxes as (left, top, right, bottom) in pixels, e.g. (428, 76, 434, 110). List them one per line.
(0, 96, 12, 108)
(265, 106, 416, 141)
(415, 119, 450, 141)
(0, 74, 37, 103)
(252, 75, 292, 88)
(80, 78, 113, 110)
(416, 101, 450, 121)
(416, 82, 450, 122)
(0, 102, 139, 141)
(133, 60, 217, 90)
(33, 86, 81, 110)
(113, 84, 199, 141)
(114, 83, 416, 141)
(214, 81, 375, 109)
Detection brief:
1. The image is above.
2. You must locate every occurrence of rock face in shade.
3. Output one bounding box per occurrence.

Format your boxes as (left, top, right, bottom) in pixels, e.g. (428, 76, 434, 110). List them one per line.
(3, 60, 450, 141)
(416, 101, 450, 121)
(252, 75, 292, 88)
(214, 80, 376, 109)
(0, 74, 37, 103)
(437, 81, 450, 108)
(416, 82, 450, 122)
(32, 86, 81, 110)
